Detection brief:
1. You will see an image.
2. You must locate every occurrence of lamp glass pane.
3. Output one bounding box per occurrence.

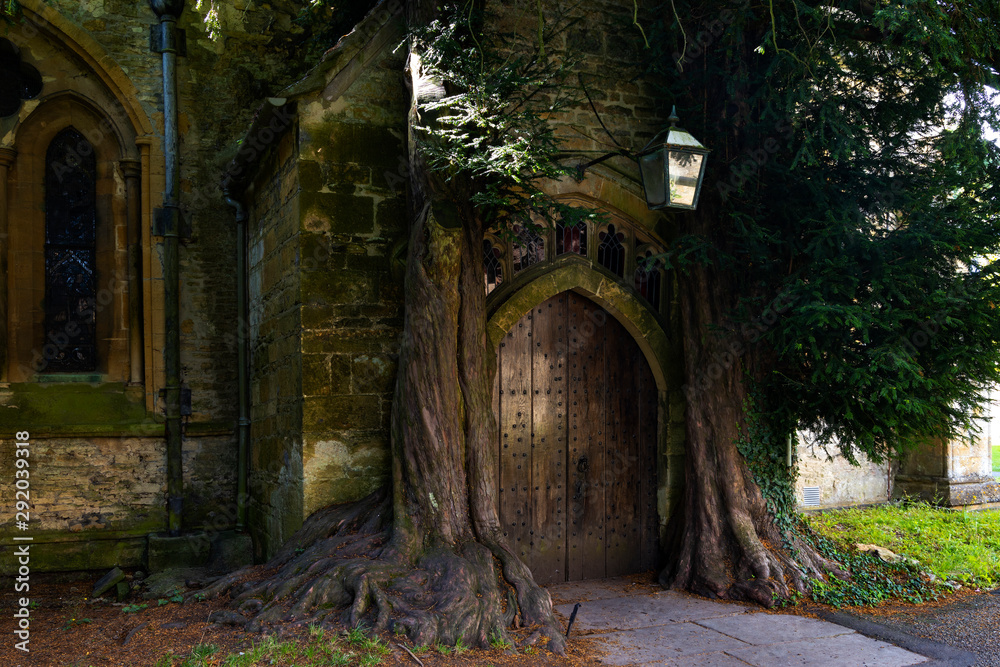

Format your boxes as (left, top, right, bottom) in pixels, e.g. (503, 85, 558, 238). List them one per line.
(668, 149, 704, 207)
(639, 149, 666, 208)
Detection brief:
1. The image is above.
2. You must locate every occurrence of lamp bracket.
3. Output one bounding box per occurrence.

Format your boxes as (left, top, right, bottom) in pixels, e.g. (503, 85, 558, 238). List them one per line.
(575, 150, 634, 181)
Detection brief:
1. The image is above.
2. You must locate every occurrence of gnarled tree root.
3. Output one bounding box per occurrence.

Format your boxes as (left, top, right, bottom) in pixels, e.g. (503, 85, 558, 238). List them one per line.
(199, 492, 566, 654)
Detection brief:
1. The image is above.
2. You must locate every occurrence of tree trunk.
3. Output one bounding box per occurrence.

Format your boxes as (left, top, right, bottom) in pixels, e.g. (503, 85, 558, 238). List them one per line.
(199, 2, 566, 650)
(659, 213, 842, 606)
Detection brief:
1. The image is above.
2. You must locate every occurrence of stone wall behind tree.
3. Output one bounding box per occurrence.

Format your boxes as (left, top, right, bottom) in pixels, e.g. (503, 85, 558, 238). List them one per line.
(23, 0, 310, 419)
(294, 41, 409, 521)
(246, 126, 304, 561)
(795, 434, 891, 509)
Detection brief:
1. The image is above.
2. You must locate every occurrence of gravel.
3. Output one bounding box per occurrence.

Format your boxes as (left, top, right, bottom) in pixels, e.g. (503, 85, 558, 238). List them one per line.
(844, 589, 1000, 667)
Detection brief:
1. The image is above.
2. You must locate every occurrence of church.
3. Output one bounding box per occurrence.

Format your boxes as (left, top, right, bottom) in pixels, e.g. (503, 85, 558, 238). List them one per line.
(0, 0, 995, 582)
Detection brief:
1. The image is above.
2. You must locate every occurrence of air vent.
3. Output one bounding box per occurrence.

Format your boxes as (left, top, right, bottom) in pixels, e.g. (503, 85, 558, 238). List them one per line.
(802, 486, 821, 507)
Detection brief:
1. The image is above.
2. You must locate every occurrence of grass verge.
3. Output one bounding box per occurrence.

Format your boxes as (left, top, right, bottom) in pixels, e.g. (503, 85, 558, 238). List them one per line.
(805, 501, 1000, 590)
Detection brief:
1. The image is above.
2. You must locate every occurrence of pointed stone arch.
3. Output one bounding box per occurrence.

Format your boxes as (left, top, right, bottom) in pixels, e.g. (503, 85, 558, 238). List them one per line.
(487, 261, 675, 393)
(2, 6, 159, 395)
(11, 1, 155, 138)
(487, 260, 686, 578)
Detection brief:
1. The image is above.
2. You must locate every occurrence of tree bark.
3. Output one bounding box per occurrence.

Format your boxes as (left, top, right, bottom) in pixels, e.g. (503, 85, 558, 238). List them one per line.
(659, 211, 842, 606)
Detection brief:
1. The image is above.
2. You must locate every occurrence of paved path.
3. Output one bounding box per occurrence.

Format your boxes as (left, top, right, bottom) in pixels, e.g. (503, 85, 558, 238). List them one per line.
(549, 577, 935, 667)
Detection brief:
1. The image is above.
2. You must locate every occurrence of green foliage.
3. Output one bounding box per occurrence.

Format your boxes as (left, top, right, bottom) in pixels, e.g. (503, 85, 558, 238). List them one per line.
(803, 524, 937, 607)
(806, 501, 1000, 588)
(993, 445, 1000, 473)
(411, 4, 598, 234)
(61, 617, 91, 630)
(0, 0, 20, 22)
(179, 644, 219, 667)
(736, 389, 799, 537)
(121, 603, 148, 614)
(646, 1, 1000, 463)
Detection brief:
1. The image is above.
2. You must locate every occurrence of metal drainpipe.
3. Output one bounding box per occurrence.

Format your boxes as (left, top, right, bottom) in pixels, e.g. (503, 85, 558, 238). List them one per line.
(149, 0, 186, 537)
(223, 189, 250, 530)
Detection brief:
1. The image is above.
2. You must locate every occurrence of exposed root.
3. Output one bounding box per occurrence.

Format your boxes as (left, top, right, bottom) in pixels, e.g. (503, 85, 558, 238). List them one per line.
(200, 492, 566, 654)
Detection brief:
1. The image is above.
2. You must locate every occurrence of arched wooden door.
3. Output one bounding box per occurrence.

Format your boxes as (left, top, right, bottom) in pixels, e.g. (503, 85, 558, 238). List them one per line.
(494, 290, 659, 584)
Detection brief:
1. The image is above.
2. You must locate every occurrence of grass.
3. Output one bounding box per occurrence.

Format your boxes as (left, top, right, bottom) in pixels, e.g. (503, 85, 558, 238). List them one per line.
(153, 625, 400, 667)
(993, 444, 999, 473)
(805, 501, 1000, 588)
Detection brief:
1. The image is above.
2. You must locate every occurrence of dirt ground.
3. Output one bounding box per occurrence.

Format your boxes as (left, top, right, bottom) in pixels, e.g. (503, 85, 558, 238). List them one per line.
(5, 568, 995, 667)
(0, 571, 610, 667)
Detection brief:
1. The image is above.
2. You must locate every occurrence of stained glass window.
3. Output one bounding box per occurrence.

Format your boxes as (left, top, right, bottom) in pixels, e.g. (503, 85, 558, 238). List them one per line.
(44, 127, 97, 371)
(556, 219, 587, 257)
(597, 224, 625, 277)
(511, 224, 545, 273)
(634, 249, 663, 309)
(484, 238, 503, 295)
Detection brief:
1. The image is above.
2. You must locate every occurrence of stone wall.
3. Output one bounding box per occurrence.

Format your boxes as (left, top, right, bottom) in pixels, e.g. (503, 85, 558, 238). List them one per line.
(16, 0, 309, 418)
(238, 0, 675, 558)
(795, 434, 891, 510)
(246, 126, 303, 560)
(0, 0, 312, 571)
(294, 42, 409, 522)
(0, 426, 236, 572)
(896, 433, 1000, 507)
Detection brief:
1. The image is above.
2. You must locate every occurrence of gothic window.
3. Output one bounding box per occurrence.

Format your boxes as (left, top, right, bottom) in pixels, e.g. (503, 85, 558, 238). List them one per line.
(511, 224, 545, 273)
(556, 219, 587, 257)
(597, 224, 626, 277)
(44, 128, 97, 371)
(634, 248, 663, 309)
(484, 238, 503, 295)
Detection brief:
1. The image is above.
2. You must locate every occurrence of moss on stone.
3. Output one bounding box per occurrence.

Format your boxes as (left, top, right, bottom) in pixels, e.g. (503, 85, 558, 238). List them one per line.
(300, 265, 374, 306)
(302, 395, 382, 431)
(0, 382, 155, 436)
(300, 189, 375, 235)
(301, 354, 333, 397)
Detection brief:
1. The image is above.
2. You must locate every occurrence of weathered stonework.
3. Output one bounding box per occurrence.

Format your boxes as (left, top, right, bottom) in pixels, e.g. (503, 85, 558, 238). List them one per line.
(895, 434, 1000, 507)
(11, 0, 977, 577)
(794, 435, 891, 510)
(240, 13, 409, 557)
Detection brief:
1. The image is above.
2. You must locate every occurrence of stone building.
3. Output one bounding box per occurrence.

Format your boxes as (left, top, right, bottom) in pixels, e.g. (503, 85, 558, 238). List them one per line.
(0, 0, 689, 584)
(0, 0, 994, 583)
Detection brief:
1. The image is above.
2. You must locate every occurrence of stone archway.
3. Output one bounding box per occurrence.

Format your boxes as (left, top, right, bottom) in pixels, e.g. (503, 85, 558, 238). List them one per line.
(486, 259, 685, 585)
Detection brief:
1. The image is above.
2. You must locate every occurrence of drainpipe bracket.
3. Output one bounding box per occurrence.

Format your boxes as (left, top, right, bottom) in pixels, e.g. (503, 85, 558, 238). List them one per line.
(150, 22, 187, 56)
(159, 386, 192, 416)
(153, 206, 192, 240)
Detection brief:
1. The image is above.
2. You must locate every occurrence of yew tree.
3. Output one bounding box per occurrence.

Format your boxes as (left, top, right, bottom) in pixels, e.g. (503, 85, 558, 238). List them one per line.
(203, 0, 1000, 646)
(652, 0, 1000, 605)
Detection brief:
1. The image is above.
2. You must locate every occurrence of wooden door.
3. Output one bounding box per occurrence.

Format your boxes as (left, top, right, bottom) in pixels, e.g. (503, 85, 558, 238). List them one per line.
(495, 291, 659, 584)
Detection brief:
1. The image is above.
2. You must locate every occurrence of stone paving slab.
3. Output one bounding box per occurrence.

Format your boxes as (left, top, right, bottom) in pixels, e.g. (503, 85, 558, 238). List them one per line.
(548, 577, 662, 604)
(550, 577, 932, 667)
(696, 612, 854, 644)
(586, 622, 751, 664)
(725, 632, 928, 667)
(554, 590, 751, 631)
(659, 654, 755, 667)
